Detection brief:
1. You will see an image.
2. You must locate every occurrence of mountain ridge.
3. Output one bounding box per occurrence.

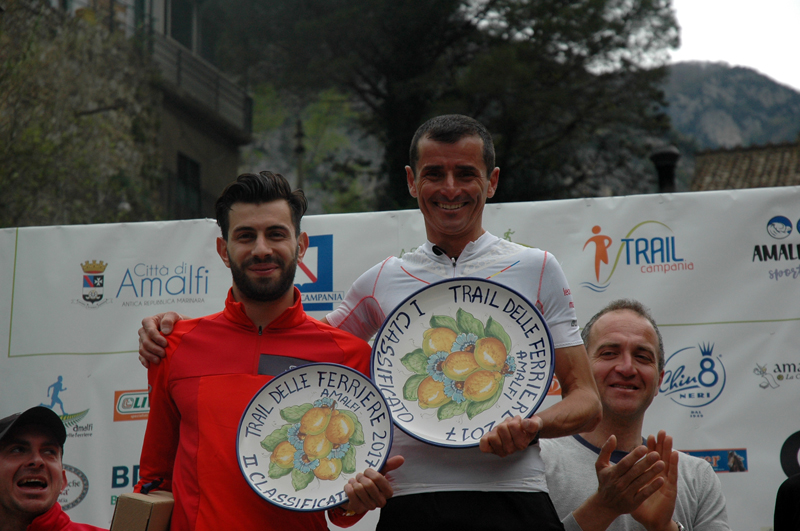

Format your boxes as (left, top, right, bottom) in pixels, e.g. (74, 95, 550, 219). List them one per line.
(663, 61, 800, 151)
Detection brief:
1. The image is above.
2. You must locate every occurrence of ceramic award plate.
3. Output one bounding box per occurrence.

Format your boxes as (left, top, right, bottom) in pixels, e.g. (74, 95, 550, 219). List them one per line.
(237, 363, 393, 511)
(371, 278, 554, 448)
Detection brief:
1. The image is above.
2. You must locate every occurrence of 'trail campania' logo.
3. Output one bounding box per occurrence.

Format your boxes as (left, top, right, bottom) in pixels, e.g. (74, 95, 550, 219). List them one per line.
(580, 222, 694, 292)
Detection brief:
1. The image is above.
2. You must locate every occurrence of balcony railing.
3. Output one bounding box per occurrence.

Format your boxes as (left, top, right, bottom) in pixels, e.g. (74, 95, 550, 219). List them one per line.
(61, 0, 253, 142)
(150, 32, 252, 141)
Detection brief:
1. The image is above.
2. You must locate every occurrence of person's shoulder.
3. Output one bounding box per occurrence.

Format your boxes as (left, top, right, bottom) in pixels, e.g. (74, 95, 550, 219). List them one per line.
(779, 472, 800, 491)
(676, 450, 714, 467)
(485, 235, 550, 259)
(306, 315, 371, 348)
(306, 313, 343, 333)
(396, 245, 429, 264)
(353, 255, 401, 281)
(676, 450, 721, 479)
(164, 311, 226, 354)
(172, 311, 224, 333)
(514, 242, 557, 262)
(496, 241, 563, 281)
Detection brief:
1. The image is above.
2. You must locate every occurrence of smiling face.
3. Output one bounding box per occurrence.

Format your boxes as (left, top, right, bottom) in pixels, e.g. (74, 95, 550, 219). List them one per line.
(586, 309, 664, 424)
(0, 424, 66, 525)
(406, 135, 499, 255)
(216, 200, 308, 307)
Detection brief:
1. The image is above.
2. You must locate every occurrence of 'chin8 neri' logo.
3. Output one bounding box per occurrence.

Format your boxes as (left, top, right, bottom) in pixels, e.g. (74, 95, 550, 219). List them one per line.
(660, 342, 726, 408)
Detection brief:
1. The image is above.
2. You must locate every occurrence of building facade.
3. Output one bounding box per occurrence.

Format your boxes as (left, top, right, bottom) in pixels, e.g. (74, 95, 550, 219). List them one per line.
(65, 0, 253, 219)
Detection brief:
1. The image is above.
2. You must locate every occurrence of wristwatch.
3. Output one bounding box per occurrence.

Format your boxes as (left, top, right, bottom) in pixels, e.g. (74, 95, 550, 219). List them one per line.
(673, 520, 685, 531)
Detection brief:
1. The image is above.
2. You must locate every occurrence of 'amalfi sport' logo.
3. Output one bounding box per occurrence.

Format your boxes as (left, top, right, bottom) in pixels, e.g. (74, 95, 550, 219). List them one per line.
(296, 234, 344, 312)
(767, 216, 793, 239)
(659, 342, 726, 409)
(752, 215, 800, 267)
(60, 464, 90, 510)
(113, 390, 150, 422)
(74, 260, 112, 308)
(580, 221, 694, 292)
(751, 215, 800, 281)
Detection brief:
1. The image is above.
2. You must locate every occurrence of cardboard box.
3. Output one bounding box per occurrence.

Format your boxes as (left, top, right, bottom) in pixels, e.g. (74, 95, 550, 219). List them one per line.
(110, 491, 173, 531)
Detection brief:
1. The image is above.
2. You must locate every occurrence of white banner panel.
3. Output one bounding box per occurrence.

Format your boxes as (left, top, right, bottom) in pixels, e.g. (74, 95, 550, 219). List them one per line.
(1, 186, 798, 530)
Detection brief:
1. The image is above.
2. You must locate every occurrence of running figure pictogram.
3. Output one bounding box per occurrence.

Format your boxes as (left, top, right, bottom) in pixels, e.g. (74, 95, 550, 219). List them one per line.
(583, 225, 612, 282)
(39, 375, 68, 415)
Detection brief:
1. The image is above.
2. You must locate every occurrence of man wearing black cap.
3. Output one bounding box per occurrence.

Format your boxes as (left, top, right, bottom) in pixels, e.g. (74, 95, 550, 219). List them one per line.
(0, 406, 104, 531)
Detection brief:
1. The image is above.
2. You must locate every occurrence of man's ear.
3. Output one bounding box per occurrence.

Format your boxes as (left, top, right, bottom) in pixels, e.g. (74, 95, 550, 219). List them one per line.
(297, 232, 309, 262)
(216, 237, 231, 268)
(406, 166, 418, 198)
(487, 167, 500, 198)
(656, 370, 665, 395)
(59, 468, 67, 493)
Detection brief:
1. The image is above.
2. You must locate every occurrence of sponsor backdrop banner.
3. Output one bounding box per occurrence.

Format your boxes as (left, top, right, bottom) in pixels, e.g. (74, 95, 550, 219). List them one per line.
(1, 187, 798, 530)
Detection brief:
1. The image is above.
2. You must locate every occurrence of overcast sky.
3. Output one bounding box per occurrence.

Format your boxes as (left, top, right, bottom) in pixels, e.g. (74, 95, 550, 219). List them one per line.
(669, 0, 800, 92)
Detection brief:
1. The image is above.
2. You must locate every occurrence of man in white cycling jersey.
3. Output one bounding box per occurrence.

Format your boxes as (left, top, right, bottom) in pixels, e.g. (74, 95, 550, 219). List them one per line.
(138, 114, 601, 531)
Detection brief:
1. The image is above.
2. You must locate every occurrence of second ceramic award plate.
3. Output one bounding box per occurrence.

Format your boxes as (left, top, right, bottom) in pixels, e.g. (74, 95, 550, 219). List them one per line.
(237, 363, 393, 511)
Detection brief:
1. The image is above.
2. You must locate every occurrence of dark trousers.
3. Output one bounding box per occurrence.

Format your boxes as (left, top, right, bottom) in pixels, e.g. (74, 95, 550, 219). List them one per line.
(376, 491, 565, 531)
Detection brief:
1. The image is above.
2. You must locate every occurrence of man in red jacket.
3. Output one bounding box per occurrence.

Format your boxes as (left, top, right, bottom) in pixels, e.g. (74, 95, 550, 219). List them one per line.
(134, 171, 402, 531)
(0, 406, 105, 531)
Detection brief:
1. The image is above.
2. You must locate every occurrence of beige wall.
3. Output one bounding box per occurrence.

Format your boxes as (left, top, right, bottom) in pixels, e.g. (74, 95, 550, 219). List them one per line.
(159, 101, 241, 217)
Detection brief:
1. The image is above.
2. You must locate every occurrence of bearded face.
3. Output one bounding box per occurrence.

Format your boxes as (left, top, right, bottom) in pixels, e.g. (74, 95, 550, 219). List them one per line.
(228, 248, 299, 302)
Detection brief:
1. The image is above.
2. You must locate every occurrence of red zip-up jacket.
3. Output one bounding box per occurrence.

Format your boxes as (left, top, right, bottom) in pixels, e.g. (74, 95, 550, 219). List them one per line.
(27, 503, 105, 531)
(135, 288, 371, 530)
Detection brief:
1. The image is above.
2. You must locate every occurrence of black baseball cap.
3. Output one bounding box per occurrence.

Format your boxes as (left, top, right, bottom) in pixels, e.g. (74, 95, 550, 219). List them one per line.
(0, 407, 67, 449)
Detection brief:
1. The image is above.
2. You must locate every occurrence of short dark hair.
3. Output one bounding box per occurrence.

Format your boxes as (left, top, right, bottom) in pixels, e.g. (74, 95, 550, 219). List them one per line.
(408, 114, 496, 176)
(581, 299, 665, 371)
(215, 172, 307, 240)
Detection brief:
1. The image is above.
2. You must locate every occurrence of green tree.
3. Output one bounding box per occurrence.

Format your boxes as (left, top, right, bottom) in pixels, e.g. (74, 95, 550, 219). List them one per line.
(209, 0, 482, 209)
(446, 0, 679, 200)
(0, 0, 163, 228)
(208, 0, 678, 207)
(240, 86, 380, 214)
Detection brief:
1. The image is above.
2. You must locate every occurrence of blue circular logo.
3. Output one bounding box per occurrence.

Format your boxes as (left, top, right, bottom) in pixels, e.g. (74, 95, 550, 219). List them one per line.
(767, 216, 793, 239)
(59, 464, 89, 510)
(659, 343, 726, 408)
